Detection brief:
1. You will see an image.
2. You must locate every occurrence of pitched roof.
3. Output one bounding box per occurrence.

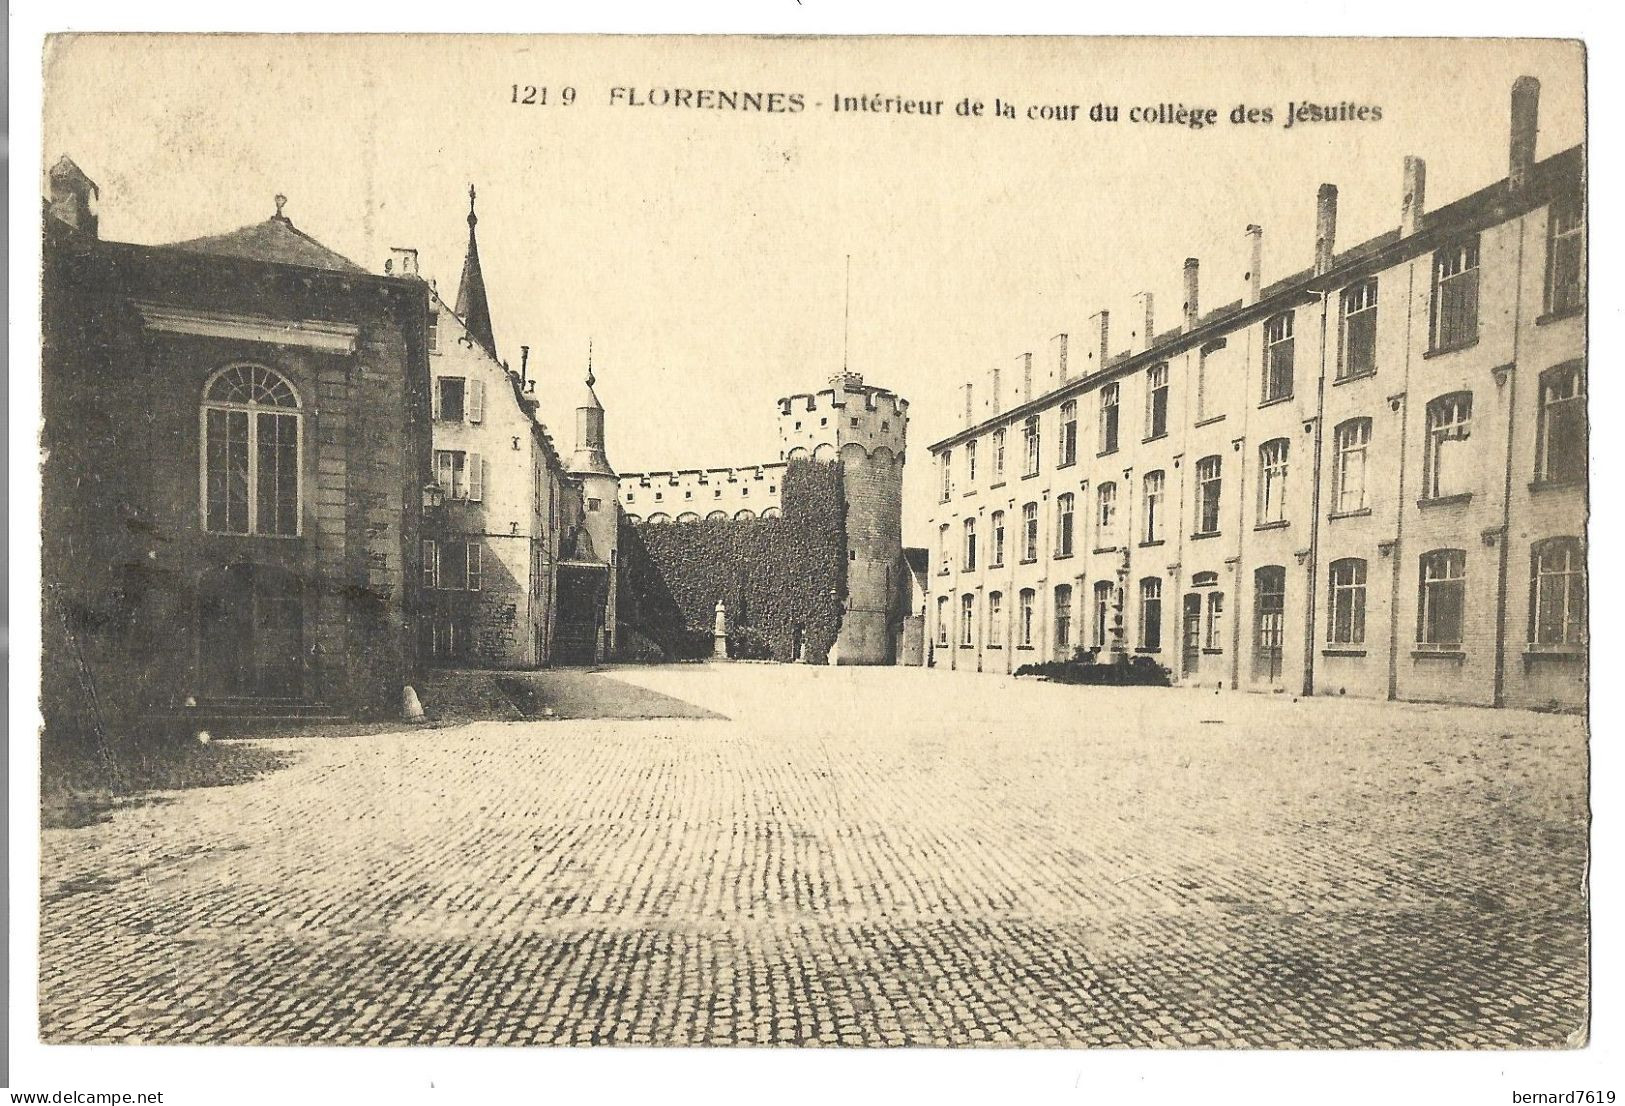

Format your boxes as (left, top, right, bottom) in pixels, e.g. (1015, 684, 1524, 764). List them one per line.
(455, 185, 498, 362)
(166, 202, 366, 274)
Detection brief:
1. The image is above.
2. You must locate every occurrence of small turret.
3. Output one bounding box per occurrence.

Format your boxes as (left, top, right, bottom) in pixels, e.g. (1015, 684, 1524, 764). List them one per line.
(455, 184, 497, 363)
(569, 342, 616, 479)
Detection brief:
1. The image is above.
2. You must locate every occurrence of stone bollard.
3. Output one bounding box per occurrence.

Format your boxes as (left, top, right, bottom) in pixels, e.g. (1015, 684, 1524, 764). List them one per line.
(713, 600, 729, 660)
(402, 685, 426, 722)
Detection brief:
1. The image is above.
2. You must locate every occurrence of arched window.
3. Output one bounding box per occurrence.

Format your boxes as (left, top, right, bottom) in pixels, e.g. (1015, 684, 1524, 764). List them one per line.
(1142, 470, 1165, 543)
(1332, 419, 1371, 514)
(936, 596, 950, 648)
(1138, 576, 1163, 651)
(1054, 584, 1073, 650)
(202, 364, 302, 536)
(1055, 493, 1075, 556)
(705, 510, 728, 522)
(990, 510, 1006, 567)
(759, 507, 781, 520)
(1258, 438, 1289, 524)
(1093, 580, 1116, 649)
(963, 517, 978, 570)
(1254, 565, 1286, 681)
(1530, 538, 1586, 647)
(676, 511, 700, 523)
(733, 509, 756, 521)
(1059, 401, 1078, 466)
(1417, 549, 1467, 648)
(1424, 392, 1474, 499)
(960, 593, 976, 647)
(1018, 588, 1037, 647)
(988, 591, 1005, 647)
(1536, 363, 1586, 485)
(1097, 481, 1117, 542)
(1195, 456, 1223, 536)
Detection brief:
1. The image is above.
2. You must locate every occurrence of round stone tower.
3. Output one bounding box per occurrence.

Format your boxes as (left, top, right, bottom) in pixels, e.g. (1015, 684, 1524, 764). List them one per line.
(776, 370, 908, 664)
(568, 356, 620, 659)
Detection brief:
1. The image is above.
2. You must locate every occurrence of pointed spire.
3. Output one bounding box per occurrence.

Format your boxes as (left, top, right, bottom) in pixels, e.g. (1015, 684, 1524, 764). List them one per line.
(455, 183, 497, 362)
(586, 338, 595, 388)
(571, 338, 614, 478)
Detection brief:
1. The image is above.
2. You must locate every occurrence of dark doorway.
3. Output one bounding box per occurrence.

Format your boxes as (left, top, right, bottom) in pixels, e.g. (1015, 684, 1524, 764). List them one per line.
(1182, 593, 1202, 678)
(198, 563, 305, 698)
(555, 564, 609, 666)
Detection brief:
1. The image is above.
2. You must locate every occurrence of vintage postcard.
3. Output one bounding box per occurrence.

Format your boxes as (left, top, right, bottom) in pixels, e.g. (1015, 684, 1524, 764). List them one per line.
(30, 30, 1588, 1074)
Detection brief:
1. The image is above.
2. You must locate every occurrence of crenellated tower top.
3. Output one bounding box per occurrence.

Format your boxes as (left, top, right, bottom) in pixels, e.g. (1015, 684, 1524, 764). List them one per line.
(776, 370, 909, 462)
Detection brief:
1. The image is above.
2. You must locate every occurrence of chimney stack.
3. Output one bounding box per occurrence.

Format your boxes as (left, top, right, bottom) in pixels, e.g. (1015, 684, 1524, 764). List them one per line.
(520, 344, 530, 386)
(1509, 75, 1540, 194)
(1315, 184, 1339, 276)
(1244, 225, 1264, 305)
(1401, 156, 1428, 238)
(1021, 352, 1033, 403)
(1087, 310, 1110, 375)
(1054, 333, 1070, 382)
(1131, 292, 1155, 354)
(990, 363, 1002, 416)
(964, 382, 975, 428)
(387, 247, 420, 277)
(1182, 258, 1200, 331)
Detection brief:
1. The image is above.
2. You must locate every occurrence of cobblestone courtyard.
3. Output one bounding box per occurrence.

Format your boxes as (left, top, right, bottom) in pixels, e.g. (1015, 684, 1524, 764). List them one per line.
(40, 666, 1588, 1047)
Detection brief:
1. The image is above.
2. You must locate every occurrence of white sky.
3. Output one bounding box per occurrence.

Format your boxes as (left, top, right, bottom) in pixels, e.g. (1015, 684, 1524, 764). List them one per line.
(43, 35, 1584, 544)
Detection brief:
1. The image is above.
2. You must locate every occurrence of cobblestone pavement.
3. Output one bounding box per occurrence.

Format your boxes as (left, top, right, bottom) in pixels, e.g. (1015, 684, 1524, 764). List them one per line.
(40, 667, 1588, 1047)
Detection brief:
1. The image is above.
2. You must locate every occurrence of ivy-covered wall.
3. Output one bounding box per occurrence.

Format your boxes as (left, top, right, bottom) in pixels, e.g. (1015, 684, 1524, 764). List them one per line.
(617, 458, 847, 663)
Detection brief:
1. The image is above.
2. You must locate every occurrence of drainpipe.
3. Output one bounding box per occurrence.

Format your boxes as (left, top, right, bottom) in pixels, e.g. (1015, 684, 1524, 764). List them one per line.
(1387, 263, 1417, 701)
(1492, 216, 1528, 707)
(1301, 289, 1330, 698)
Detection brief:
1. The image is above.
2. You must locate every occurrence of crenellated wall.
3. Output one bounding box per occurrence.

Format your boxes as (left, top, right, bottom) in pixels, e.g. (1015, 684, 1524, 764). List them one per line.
(620, 463, 786, 523)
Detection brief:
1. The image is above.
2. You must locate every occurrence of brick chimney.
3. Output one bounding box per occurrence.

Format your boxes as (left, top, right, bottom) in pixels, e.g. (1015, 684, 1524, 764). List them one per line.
(1244, 225, 1264, 305)
(1401, 156, 1427, 238)
(1021, 352, 1033, 403)
(1131, 292, 1155, 354)
(386, 247, 420, 277)
(964, 382, 975, 428)
(1509, 75, 1540, 194)
(1087, 310, 1110, 375)
(1054, 332, 1070, 383)
(1182, 258, 1200, 330)
(990, 362, 1002, 416)
(1315, 185, 1338, 276)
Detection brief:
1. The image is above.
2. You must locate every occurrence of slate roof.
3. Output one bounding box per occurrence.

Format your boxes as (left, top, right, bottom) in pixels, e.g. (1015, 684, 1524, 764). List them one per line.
(167, 211, 367, 274)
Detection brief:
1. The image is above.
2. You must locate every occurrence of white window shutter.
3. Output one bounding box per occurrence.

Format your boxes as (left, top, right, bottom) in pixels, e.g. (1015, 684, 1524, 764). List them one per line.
(469, 379, 485, 423)
(431, 379, 442, 421)
(468, 543, 483, 590)
(469, 453, 484, 501)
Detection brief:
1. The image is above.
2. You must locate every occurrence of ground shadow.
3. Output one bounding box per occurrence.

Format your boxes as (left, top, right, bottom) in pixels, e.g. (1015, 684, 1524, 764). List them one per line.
(495, 670, 727, 721)
(41, 738, 298, 830)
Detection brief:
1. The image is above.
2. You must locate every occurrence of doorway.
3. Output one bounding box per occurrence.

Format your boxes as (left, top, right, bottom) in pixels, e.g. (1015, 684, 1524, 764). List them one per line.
(198, 563, 305, 697)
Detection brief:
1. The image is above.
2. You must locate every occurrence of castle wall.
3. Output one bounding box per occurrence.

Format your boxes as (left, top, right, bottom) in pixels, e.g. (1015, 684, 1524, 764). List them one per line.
(621, 463, 785, 522)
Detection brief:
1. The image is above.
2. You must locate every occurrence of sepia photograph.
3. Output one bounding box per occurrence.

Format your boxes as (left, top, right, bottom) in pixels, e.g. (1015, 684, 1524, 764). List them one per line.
(14, 26, 1599, 1094)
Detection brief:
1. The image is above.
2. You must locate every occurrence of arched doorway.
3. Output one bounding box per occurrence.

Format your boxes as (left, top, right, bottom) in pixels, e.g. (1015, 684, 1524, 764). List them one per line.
(198, 563, 305, 697)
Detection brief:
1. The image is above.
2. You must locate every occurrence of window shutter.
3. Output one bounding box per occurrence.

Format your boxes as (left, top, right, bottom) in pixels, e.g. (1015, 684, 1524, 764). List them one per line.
(469, 453, 484, 501)
(468, 543, 483, 591)
(431, 379, 442, 421)
(422, 539, 438, 589)
(469, 379, 485, 424)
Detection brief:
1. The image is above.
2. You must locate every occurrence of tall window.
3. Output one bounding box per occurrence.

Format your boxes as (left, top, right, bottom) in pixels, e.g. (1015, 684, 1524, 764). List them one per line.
(432, 376, 483, 423)
(1139, 577, 1163, 651)
(432, 451, 482, 501)
(960, 593, 976, 648)
(1197, 339, 1226, 422)
(1254, 565, 1286, 681)
(1097, 482, 1118, 545)
(963, 517, 978, 571)
(1545, 193, 1586, 315)
(940, 451, 952, 502)
(1530, 538, 1585, 647)
(202, 364, 302, 536)
(1142, 470, 1165, 543)
(1018, 589, 1036, 648)
(1205, 592, 1225, 651)
(1332, 419, 1371, 514)
(936, 596, 949, 647)
(1262, 312, 1295, 403)
(1093, 581, 1114, 649)
(1059, 401, 1078, 466)
(1258, 439, 1289, 524)
(1194, 456, 1222, 536)
(1056, 493, 1075, 556)
(1430, 237, 1481, 352)
(1023, 416, 1041, 477)
(1146, 363, 1169, 439)
(1418, 549, 1467, 648)
(1327, 558, 1367, 645)
(938, 523, 951, 573)
(1021, 502, 1039, 562)
(990, 510, 1006, 567)
(1339, 279, 1378, 380)
(1099, 383, 1120, 454)
(1537, 363, 1586, 485)
(965, 440, 978, 484)
(992, 428, 1006, 479)
(1424, 393, 1473, 499)
(1055, 585, 1073, 650)
(427, 309, 441, 355)
(988, 591, 1005, 647)
(434, 540, 483, 591)
(421, 539, 439, 589)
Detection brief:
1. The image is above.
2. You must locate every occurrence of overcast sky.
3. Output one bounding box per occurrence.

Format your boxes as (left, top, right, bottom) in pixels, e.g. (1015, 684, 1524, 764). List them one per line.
(44, 35, 1584, 543)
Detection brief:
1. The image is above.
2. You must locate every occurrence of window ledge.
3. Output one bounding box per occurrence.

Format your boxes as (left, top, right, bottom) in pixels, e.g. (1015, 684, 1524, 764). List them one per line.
(1136, 647, 1163, 656)
(1139, 539, 1166, 549)
(1535, 305, 1585, 326)
(1194, 414, 1227, 429)
(1424, 337, 1480, 360)
(1143, 432, 1168, 445)
(1418, 492, 1473, 509)
(1254, 520, 1290, 532)
(1189, 531, 1221, 541)
(1529, 478, 1585, 495)
(1092, 546, 1121, 555)
(959, 643, 976, 650)
(1322, 647, 1368, 658)
(1021, 472, 1041, 481)
(1053, 552, 1075, 561)
(1020, 557, 1038, 566)
(961, 489, 978, 498)
(990, 560, 1005, 570)
(1015, 645, 1036, 651)
(1411, 647, 1466, 660)
(1329, 507, 1372, 521)
(1523, 643, 1585, 659)
(1333, 369, 1377, 387)
(1096, 448, 1120, 459)
(1258, 394, 1295, 410)
(1057, 459, 1077, 470)
(990, 480, 1007, 490)
(1202, 648, 1224, 656)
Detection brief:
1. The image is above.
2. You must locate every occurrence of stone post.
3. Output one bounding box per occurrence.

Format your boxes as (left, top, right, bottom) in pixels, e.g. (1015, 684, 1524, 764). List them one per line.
(713, 600, 729, 660)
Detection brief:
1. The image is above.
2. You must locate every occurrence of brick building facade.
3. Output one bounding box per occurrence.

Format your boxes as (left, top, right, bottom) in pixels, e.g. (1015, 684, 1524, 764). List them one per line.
(925, 77, 1586, 710)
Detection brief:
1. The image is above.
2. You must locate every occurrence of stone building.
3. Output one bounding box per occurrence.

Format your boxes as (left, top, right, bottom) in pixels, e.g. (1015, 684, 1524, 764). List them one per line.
(619, 370, 911, 664)
(412, 188, 574, 668)
(41, 157, 432, 735)
(925, 77, 1585, 710)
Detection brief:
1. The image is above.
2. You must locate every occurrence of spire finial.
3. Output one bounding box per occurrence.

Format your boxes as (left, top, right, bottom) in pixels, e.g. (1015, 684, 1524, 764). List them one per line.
(273, 193, 288, 221)
(586, 338, 595, 388)
(467, 183, 477, 227)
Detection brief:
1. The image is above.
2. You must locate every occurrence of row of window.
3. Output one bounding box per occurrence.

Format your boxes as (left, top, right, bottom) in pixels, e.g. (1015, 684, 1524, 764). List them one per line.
(939, 197, 1585, 504)
(936, 539, 1586, 661)
(624, 481, 777, 506)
